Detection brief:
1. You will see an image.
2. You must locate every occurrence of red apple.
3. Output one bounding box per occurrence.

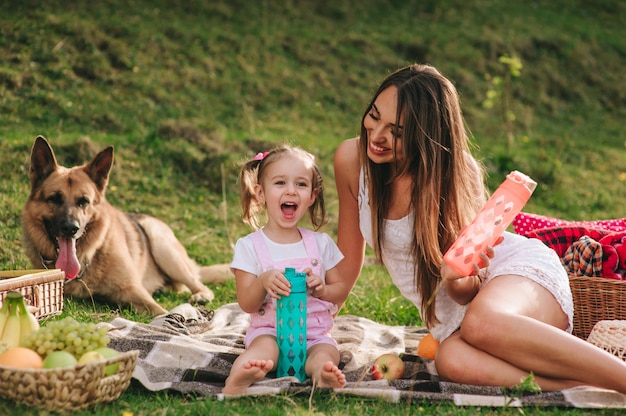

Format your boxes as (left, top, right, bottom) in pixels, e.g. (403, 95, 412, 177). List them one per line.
(371, 353, 405, 380)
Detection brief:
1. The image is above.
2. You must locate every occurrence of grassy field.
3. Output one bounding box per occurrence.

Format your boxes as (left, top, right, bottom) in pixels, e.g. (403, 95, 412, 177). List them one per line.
(0, 0, 625, 414)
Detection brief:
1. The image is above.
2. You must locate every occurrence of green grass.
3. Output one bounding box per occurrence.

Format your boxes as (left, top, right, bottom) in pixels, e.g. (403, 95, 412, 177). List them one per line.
(0, 0, 625, 414)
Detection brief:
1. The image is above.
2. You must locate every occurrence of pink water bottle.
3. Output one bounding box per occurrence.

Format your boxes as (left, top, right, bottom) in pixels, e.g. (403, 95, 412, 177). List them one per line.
(443, 170, 537, 276)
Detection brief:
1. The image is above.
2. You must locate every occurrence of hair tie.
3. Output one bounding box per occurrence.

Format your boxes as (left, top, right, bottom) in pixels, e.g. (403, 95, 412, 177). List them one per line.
(253, 151, 269, 161)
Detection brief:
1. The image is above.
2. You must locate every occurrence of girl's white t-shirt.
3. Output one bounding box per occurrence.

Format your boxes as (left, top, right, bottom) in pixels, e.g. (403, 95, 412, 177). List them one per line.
(231, 229, 344, 283)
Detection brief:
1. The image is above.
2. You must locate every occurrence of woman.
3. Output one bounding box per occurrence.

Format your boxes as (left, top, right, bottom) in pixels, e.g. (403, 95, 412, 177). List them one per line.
(330, 64, 626, 392)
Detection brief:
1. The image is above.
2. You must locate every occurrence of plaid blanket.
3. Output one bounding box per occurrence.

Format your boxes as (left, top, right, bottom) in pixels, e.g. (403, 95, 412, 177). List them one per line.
(106, 303, 626, 408)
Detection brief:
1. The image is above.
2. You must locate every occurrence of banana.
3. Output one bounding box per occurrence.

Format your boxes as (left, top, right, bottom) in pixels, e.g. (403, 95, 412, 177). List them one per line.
(0, 297, 11, 341)
(1, 300, 21, 348)
(15, 295, 39, 345)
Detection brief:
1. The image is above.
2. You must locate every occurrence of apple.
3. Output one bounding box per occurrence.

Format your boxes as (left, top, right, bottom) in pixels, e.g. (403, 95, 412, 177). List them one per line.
(94, 347, 121, 375)
(78, 350, 105, 365)
(43, 351, 78, 368)
(371, 353, 405, 380)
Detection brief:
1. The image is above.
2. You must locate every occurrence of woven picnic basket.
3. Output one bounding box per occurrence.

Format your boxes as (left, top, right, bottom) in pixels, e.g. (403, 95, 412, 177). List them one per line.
(0, 349, 138, 411)
(570, 275, 626, 340)
(0, 269, 64, 319)
(586, 320, 626, 360)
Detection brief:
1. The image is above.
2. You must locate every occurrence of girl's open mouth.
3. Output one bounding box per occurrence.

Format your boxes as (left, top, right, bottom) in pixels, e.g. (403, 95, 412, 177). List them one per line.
(281, 202, 297, 219)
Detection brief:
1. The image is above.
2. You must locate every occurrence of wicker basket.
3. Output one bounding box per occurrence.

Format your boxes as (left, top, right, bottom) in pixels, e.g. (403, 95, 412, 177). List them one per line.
(0, 269, 64, 319)
(570, 275, 626, 339)
(0, 349, 139, 411)
(587, 320, 626, 360)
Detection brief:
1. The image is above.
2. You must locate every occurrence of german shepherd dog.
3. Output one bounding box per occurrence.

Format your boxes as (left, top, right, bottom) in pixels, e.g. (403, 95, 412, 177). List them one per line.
(22, 136, 232, 315)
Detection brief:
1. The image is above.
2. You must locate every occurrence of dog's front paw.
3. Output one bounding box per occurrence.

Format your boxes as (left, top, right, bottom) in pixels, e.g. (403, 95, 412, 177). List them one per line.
(189, 287, 215, 304)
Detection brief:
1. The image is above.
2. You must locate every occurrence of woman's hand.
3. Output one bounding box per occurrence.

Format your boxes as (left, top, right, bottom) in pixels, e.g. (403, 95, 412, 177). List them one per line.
(441, 236, 502, 304)
(442, 245, 495, 281)
(259, 269, 291, 299)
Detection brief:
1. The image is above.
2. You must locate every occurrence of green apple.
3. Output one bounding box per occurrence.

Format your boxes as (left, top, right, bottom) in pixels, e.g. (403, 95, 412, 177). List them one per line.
(43, 351, 78, 368)
(78, 350, 105, 365)
(94, 347, 121, 375)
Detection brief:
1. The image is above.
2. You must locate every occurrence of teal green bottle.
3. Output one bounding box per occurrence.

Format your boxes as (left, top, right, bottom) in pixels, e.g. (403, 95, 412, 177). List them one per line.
(276, 267, 307, 381)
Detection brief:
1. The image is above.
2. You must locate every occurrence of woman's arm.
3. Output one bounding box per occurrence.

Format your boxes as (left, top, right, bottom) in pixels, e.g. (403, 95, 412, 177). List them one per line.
(440, 262, 481, 305)
(329, 138, 367, 310)
(440, 152, 489, 305)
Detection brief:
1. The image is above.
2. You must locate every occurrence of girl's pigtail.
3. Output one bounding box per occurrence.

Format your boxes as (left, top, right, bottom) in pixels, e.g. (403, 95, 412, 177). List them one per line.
(239, 156, 265, 229)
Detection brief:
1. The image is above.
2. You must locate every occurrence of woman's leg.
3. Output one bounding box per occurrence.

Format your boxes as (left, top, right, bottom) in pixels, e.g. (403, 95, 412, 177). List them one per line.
(436, 275, 626, 393)
(305, 343, 346, 388)
(223, 335, 278, 395)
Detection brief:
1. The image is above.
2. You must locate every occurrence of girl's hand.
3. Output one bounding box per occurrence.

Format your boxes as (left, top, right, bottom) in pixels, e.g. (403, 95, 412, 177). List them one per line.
(303, 267, 325, 297)
(259, 269, 291, 299)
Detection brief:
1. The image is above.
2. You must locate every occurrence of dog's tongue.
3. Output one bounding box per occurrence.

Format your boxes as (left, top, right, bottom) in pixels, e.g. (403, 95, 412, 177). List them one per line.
(56, 238, 80, 279)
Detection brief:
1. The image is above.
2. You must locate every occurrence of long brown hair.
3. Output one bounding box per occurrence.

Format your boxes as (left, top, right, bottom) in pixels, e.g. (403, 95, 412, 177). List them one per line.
(359, 64, 486, 328)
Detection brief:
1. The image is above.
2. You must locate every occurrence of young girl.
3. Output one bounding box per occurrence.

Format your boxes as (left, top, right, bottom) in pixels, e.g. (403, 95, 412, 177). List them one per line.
(331, 64, 626, 393)
(223, 145, 347, 395)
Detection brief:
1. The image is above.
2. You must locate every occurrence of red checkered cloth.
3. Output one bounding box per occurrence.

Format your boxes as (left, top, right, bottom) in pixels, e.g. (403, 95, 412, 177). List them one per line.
(524, 226, 611, 258)
(514, 213, 626, 279)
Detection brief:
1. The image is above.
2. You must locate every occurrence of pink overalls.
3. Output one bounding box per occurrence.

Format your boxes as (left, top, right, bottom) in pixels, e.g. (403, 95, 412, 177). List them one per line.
(244, 228, 337, 349)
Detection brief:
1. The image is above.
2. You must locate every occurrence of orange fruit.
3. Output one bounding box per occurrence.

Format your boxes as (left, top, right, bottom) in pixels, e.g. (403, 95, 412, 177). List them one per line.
(0, 347, 44, 369)
(417, 333, 440, 360)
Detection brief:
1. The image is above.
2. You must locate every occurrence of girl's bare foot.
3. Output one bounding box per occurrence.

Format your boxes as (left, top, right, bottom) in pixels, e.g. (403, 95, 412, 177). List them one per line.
(316, 361, 346, 389)
(222, 359, 274, 395)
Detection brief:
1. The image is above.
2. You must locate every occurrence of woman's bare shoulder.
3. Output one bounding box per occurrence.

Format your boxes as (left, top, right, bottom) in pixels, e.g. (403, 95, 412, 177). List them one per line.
(334, 137, 359, 165)
(334, 137, 361, 201)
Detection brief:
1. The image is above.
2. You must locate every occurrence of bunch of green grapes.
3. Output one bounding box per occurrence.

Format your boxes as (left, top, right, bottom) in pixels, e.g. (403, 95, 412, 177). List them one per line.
(20, 316, 110, 358)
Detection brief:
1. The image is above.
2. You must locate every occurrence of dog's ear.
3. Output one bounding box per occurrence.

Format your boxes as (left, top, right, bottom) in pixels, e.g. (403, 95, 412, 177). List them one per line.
(29, 136, 59, 190)
(85, 146, 114, 192)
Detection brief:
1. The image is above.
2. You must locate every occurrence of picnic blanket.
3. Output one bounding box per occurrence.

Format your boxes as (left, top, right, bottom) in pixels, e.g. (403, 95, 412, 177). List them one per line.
(106, 302, 626, 408)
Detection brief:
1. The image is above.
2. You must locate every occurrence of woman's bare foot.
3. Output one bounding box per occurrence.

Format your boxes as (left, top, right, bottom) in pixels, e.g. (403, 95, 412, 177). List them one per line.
(316, 361, 346, 389)
(222, 359, 274, 395)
